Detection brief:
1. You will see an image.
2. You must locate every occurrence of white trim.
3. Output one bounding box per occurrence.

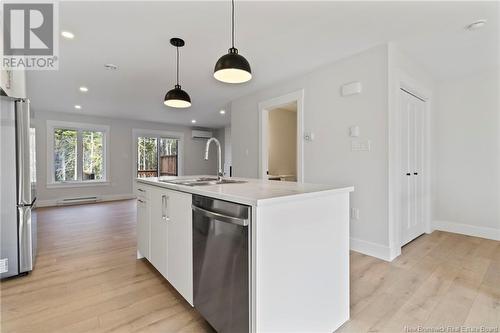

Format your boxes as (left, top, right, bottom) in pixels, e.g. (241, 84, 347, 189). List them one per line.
(258, 90, 305, 182)
(46, 120, 110, 132)
(433, 220, 500, 241)
(132, 128, 185, 177)
(46, 181, 110, 189)
(36, 193, 136, 208)
(387, 52, 433, 259)
(46, 120, 110, 185)
(350, 237, 396, 262)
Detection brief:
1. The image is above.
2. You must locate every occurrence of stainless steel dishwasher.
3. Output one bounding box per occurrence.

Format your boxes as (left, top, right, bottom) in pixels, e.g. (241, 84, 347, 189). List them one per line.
(192, 195, 250, 333)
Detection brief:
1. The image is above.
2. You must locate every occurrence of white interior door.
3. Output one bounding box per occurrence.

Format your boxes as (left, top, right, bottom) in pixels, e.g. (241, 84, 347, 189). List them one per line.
(400, 89, 425, 246)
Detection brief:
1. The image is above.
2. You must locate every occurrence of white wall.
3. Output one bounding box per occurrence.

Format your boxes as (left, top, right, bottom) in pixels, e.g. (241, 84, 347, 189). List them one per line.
(35, 111, 220, 204)
(433, 71, 500, 239)
(231, 45, 391, 251)
(223, 126, 232, 176)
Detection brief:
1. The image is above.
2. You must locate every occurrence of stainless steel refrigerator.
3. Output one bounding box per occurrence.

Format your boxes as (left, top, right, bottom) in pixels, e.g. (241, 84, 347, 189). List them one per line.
(1, 96, 37, 279)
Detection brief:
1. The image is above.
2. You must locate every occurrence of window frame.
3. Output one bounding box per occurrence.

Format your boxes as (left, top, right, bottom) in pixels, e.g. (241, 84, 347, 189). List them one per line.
(47, 120, 110, 188)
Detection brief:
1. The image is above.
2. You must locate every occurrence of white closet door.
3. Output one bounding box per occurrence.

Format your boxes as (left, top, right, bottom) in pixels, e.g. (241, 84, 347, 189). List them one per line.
(400, 92, 412, 245)
(400, 90, 425, 246)
(413, 98, 425, 240)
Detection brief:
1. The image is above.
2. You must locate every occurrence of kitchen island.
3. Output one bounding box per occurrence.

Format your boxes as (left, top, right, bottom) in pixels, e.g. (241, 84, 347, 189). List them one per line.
(135, 176, 353, 333)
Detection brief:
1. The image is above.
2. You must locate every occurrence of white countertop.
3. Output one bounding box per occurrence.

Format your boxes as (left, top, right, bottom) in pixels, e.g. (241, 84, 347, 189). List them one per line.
(136, 176, 354, 206)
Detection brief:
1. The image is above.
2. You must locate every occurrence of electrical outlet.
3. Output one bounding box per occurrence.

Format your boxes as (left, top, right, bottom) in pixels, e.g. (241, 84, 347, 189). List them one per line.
(350, 208, 360, 220)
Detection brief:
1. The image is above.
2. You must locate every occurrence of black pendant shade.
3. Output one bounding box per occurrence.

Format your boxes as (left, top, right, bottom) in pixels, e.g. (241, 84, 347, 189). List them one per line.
(213, 0, 252, 84)
(214, 47, 252, 84)
(164, 38, 191, 108)
(164, 84, 191, 108)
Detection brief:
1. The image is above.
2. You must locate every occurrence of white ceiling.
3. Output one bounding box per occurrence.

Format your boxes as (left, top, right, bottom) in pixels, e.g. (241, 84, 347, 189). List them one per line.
(27, 1, 498, 128)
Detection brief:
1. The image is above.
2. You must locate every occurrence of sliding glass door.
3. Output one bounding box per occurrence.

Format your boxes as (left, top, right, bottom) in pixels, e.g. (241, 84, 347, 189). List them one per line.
(159, 138, 178, 176)
(137, 136, 178, 178)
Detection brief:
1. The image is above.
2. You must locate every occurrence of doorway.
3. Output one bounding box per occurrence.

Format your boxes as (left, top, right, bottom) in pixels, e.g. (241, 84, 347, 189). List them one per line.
(399, 88, 426, 245)
(136, 136, 178, 178)
(267, 103, 297, 181)
(133, 129, 184, 178)
(259, 90, 304, 182)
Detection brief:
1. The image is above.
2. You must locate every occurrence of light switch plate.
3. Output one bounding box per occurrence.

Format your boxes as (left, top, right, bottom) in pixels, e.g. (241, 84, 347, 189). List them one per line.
(341, 82, 362, 96)
(350, 208, 360, 220)
(349, 126, 360, 137)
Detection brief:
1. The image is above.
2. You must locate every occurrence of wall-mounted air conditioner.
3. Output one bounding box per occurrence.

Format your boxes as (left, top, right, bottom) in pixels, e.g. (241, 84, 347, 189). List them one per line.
(191, 130, 212, 139)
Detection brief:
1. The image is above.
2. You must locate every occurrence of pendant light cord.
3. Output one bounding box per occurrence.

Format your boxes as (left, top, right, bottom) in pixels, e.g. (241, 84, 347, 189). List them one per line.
(176, 46, 179, 86)
(231, 0, 235, 48)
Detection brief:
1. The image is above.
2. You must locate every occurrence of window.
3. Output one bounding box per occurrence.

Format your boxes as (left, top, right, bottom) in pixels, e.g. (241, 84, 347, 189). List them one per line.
(48, 121, 109, 185)
(137, 136, 179, 178)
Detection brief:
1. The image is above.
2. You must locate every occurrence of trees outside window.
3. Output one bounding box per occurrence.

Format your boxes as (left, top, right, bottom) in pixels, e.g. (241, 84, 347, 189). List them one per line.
(54, 129, 77, 182)
(49, 122, 108, 184)
(137, 136, 178, 178)
(83, 130, 104, 180)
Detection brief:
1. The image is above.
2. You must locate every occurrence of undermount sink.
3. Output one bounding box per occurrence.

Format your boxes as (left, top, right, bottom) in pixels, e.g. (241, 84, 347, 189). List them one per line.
(160, 177, 247, 187)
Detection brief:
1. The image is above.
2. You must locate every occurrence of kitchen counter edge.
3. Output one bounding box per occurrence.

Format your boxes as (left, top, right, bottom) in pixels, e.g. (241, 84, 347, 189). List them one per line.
(136, 177, 354, 207)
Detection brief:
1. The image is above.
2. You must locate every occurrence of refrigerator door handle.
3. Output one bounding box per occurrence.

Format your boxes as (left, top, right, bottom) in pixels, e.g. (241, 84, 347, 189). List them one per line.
(18, 205, 34, 273)
(15, 99, 33, 206)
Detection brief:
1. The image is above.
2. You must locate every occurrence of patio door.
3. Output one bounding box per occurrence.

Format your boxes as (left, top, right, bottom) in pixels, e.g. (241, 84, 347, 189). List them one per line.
(137, 136, 179, 178)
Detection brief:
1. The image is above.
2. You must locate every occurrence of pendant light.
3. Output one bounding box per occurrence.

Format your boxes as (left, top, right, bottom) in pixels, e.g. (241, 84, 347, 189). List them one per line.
(164, 38, 191, 108)
(214, 0, 252, 84)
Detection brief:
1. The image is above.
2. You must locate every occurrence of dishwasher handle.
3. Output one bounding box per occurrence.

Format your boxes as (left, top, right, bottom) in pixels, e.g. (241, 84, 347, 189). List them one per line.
(192, 205, 249, 227)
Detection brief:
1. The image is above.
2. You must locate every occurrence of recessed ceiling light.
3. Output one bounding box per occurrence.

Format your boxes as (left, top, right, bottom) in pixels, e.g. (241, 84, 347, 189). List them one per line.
(79, 86, 88, 92)
(219, 110, 226, 115)
(465, 19, 487, 31)
(191, 119, 197, 124)
(104, 63, 118, 70)
(61, 31, 75, 39)
(74, 105, 82, 110)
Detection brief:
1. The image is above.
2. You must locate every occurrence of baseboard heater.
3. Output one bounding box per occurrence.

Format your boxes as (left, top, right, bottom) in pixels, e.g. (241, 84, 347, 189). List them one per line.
(57, 196, 101, 206)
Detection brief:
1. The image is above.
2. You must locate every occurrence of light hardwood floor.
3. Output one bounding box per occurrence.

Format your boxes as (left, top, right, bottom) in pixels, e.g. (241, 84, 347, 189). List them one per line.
(1, 200, 499, 333)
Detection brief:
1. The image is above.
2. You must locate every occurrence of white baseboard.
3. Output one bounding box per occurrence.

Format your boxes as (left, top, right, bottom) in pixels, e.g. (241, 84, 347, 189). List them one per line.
(350, 237, 395, 262)
(433, 220, 500, 241)
(37, 193, 136, 208)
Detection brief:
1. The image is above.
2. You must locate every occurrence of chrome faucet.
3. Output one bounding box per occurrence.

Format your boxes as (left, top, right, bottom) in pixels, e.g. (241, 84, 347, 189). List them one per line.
(205, 137, 223, 181)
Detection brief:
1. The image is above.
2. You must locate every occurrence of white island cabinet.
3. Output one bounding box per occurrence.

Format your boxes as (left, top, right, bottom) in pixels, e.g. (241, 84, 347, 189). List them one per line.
(135, 183, 193, 305)
(135, 176, 353, 333)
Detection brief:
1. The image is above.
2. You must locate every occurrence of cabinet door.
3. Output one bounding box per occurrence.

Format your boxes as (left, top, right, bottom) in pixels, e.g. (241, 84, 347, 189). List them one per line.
(136, 197, 150, 259)
(166, 191, 193, 305)
(149, 187, 168, 278)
